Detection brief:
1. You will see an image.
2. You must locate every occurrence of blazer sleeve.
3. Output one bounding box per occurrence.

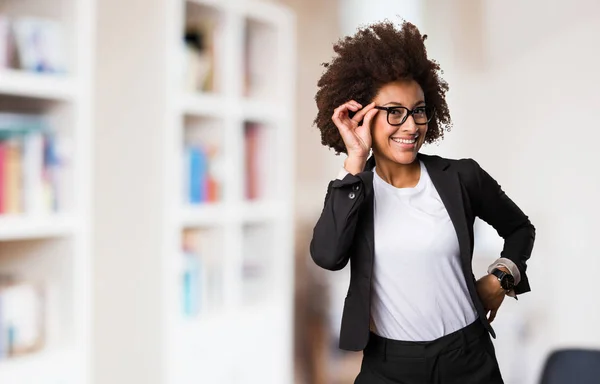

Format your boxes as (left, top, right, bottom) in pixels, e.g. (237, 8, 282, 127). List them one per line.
(470, 159, 536, 294)
(310, 172, 366, 271)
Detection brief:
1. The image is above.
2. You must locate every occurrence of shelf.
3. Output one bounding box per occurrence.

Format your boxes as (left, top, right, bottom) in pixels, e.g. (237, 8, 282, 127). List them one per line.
(240, 99, 285, 123)
(179, 93, 288, 122)
(241, 200, 286, 223)
(179, 93, 228, 117)
(175, 300, 281, 334)
(180, 203, 227, 227)
(180, 201, 287, 227)
(185, 0, 229, 12)
(0, 214, 77, 241)
(0, 70, 77, 101)
(176, 307, 230, 333)
(180, 201, 286, 226)
(0, 347, 78, 384)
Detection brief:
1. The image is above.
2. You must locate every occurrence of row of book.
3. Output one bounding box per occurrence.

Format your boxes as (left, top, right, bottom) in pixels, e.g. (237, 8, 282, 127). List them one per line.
(0, 113, 65, 215)
(183, 144, 221, 205)
(179, 225, 275, 315)
(183, 123, 275, 204)
(0, 14, 66, 73)
(0, 277, 46, 359)
(180, 228, 223, 316)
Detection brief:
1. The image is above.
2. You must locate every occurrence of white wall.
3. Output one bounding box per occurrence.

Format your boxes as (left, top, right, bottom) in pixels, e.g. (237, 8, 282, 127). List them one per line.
(338, 0, 423, 35)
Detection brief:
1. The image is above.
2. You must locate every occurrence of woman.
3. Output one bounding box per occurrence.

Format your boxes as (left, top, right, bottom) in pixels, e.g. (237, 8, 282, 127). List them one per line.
(310, 20, 535, 384)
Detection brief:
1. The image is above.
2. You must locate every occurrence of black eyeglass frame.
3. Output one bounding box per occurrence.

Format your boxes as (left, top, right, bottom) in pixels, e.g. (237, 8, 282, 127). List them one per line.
(373, 105, 435, 126)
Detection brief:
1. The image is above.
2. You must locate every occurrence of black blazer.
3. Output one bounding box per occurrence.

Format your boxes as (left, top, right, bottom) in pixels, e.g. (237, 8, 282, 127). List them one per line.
(310, 153, 535, 351)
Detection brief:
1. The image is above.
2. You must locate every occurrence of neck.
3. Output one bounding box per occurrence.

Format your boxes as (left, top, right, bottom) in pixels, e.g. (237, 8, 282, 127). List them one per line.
(374, 153, 421, 188)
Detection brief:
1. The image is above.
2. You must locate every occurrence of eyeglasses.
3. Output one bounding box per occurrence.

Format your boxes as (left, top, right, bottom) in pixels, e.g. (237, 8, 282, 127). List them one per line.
(374, 105, 435, 126)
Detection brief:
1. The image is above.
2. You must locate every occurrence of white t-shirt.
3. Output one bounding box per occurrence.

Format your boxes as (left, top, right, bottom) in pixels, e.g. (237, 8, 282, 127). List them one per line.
(370, 161, 478, 341)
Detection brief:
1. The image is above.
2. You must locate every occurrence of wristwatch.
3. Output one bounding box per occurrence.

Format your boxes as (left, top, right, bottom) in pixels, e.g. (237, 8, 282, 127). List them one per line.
(490, 268, 515, 291)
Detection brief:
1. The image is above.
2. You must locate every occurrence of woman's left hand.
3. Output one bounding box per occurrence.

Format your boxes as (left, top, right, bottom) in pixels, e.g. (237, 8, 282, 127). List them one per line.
(476, 273, 507, 323)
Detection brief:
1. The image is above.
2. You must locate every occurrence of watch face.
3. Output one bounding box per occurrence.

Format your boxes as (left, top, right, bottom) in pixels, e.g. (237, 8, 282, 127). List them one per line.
(502, 274, 515, 290)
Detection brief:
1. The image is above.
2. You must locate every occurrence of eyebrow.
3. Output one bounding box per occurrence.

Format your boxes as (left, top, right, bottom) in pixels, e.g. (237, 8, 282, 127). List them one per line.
(383, 100, 426, 107)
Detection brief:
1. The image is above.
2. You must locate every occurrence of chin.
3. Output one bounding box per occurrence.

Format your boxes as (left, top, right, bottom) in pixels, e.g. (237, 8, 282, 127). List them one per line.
(392, 151, 419, 165)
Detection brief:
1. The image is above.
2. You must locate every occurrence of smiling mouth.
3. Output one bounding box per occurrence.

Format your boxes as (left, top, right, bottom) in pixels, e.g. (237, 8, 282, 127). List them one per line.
(391, 135, 418, 145)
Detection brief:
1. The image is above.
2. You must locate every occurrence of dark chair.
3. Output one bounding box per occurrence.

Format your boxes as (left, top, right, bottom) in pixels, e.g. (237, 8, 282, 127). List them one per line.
(540, 348, 600, 384)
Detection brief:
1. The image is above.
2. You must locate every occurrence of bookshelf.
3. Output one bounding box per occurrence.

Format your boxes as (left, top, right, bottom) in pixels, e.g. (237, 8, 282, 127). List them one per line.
(0, 0, 93, 383)
(164, 0, 296, 383)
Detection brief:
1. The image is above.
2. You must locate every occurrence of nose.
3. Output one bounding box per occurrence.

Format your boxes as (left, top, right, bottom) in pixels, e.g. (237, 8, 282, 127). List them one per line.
(401, 114, 419, 134)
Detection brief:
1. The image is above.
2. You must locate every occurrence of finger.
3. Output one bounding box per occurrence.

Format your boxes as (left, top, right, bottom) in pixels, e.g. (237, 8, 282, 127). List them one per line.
(332, 103, 362, 132)
(361, 107, 379, 127)
(348, 100, 362, 109)
(351, 102, 376, 123)
(333, 102, 360, 120)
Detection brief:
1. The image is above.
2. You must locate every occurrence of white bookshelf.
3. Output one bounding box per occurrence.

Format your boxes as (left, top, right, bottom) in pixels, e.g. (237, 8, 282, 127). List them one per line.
(163, 1, 296, 383)
(0, 70, 78, 101)
(0, 214, 77, 241)
(0, 0, 93, 383)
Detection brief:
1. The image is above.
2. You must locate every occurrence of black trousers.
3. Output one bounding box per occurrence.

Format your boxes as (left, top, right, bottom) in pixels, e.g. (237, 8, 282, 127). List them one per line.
(354, 320, 504, 384)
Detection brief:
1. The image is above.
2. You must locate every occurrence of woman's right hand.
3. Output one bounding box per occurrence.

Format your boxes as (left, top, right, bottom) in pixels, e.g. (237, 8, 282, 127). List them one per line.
(332, 100, 378, 160)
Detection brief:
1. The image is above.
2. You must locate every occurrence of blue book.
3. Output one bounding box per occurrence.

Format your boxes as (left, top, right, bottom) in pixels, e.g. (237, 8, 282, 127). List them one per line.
(188, 146, 207, 204)
(182, 251, 201, 316)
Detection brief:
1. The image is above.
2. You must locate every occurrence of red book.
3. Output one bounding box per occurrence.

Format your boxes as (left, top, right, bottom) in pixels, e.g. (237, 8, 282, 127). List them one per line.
(207, 176, 218, 202)
(245, 123, 259, 200)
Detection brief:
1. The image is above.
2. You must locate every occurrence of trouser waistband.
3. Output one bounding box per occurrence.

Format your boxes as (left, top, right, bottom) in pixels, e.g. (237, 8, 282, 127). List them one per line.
(365, 319, 487, 359)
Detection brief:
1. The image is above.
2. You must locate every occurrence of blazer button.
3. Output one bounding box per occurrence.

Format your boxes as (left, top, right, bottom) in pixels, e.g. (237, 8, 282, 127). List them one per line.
(352, 184, 360, 191)
(348, 192, 356, 199)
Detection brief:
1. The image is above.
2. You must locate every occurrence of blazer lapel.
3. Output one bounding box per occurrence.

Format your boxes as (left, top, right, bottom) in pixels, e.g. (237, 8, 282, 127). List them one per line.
(419, 154, 472, 269)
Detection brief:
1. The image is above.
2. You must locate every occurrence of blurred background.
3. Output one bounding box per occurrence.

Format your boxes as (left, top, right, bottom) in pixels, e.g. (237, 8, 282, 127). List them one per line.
(0, 0, 598, 383)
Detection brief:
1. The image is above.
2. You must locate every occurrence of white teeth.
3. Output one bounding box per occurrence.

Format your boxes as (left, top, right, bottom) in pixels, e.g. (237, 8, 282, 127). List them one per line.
(391, 137, 416, 144)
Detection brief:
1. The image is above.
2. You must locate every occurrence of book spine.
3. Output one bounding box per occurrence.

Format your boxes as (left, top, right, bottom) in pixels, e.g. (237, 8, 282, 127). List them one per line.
(4, 138, 22, 214)
(188, 147, 201, 204)
(245, 123, 258, 200)
(22, 131, 44, 214)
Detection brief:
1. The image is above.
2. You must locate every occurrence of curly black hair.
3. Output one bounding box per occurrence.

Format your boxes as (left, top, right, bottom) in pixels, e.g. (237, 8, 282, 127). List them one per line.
(313, 20, 452, 154)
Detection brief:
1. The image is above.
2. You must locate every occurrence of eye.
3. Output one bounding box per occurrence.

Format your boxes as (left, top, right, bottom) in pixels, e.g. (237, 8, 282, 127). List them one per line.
(414, 106, 427, 115)
(388, 109, 402, 115)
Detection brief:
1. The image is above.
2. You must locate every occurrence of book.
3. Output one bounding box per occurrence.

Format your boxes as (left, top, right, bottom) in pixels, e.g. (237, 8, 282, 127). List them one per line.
(187, 145, 207, 204)
(3, 137, 22, 214)
(0, 280, 46, 359)
(180, 228, 225, 316)
(12, 17, 67, 73)
(184, 143, 221, 205)
(244, 122, 276, 200)
(183, 18, 217, 92)
(245, 123, 259, 200)
(244, 22, 276, 99)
